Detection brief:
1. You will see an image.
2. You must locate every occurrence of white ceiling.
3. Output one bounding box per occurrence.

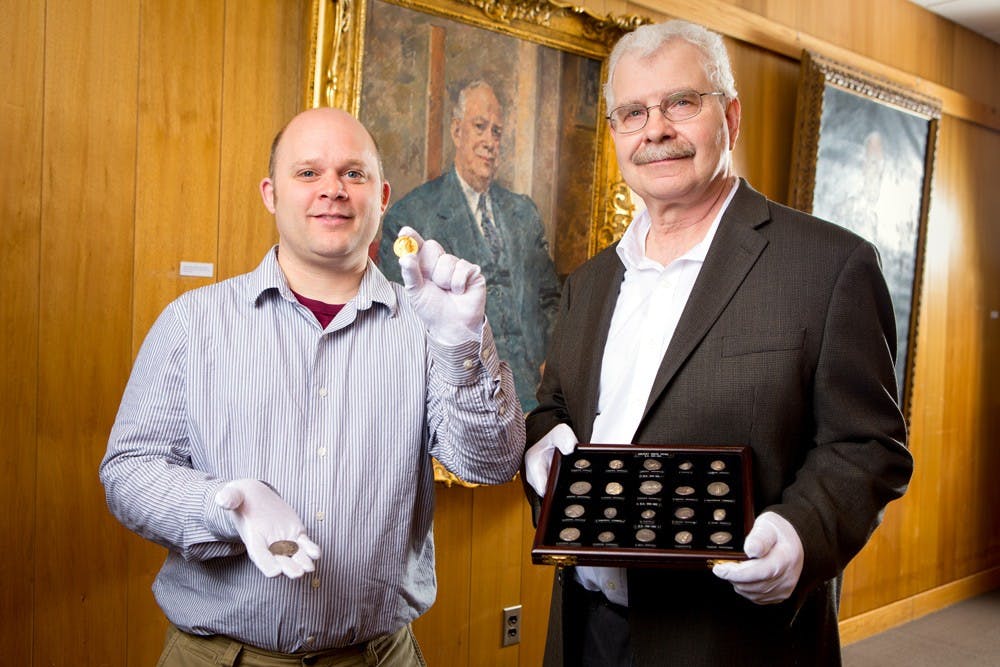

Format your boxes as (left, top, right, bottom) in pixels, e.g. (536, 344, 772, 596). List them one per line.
(909, 0, 1000, 42)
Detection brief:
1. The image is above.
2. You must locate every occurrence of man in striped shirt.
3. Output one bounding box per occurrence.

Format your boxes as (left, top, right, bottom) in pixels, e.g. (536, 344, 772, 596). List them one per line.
(100, 107, 524, 666)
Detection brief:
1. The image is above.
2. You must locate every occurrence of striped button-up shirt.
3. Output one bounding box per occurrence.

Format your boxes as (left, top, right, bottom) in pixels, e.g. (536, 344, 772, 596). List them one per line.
(100, 247, 524, 652)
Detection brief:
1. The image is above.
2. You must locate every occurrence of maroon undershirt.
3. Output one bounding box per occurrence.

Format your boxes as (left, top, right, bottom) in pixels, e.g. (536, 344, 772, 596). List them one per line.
(292, 290, 345, 329)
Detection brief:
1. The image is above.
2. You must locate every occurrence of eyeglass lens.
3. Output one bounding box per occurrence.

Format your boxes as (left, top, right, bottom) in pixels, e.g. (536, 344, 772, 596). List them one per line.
(610, 90, 710, 132)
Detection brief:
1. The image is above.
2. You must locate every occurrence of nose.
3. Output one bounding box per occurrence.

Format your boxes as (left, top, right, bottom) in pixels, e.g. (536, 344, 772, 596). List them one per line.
(319, 174, 347, 199)
(642, 106, 676, 140)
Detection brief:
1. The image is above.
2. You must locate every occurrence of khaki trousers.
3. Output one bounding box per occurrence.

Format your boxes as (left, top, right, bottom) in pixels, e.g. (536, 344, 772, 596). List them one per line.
(157, 624, 427, 667)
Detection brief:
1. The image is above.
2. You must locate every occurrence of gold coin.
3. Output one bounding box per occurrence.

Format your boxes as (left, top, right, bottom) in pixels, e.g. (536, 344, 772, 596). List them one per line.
(392, 236, 419, 257)
(268, 540, 299, 557)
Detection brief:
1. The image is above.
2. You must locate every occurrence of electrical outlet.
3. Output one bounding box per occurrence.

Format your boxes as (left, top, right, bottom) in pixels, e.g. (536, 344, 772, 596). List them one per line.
(501, 604, 522, 646)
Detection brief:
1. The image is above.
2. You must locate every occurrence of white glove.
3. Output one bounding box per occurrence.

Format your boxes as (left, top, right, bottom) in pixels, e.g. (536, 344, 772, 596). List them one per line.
(524, 424, 579, 496)
(712, 511, 804, 604)
(395, 227, 486, 346)
(215, 479, 321, 579)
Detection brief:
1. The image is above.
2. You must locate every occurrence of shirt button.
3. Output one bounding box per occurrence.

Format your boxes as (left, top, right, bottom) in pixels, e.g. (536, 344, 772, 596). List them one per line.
(607, 581, 617, 591)
(498, 403, 506, 417)
(305, 635, 316, 645)
(463, 358, 475, 369)
(316, 511, 325, 521)
(311, 577, 321, 589)
(318, 447, 327, 457)
(318, 387, 328, 397)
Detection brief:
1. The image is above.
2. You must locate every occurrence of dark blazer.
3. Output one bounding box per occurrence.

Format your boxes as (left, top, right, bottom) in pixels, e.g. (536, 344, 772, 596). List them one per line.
(526, 179, 913, 666)
(380, 169, 560, 409)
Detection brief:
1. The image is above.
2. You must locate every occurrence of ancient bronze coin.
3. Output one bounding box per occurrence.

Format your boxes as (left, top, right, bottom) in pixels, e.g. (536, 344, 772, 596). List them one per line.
(559, 527, 581, 542)
(709, 531, 733, 545)
(268, 540, 299, 557)
(635, 528, 656, 543)
(706, 482, 730, 497)
(639, 480, 663, 495)
(392, 236, 418, 257)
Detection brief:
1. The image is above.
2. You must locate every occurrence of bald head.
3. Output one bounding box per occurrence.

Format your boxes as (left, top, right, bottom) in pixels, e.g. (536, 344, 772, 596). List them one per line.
(268, 107, 385, 184)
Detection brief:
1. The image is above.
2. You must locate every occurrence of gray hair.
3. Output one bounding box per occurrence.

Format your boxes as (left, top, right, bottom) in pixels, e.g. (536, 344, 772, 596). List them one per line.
(603, 20, 738, 111)
(452, 80, 500, 121)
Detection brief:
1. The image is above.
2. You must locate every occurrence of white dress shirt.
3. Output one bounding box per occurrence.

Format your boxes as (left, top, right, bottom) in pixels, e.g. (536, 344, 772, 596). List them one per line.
(576, 181, 738, 606)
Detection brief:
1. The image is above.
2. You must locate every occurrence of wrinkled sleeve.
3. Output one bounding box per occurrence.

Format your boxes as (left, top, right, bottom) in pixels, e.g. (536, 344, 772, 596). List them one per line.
(99, 301, 241, 561)
(425, 321, 525, 484)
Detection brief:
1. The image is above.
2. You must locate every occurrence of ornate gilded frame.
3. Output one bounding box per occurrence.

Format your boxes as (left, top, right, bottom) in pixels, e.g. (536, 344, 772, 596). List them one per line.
(305, 0, 644, 486)
(789, 51, 940, 423)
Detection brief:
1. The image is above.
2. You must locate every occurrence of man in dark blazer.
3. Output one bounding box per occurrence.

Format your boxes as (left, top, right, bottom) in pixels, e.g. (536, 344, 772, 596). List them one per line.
(380, 81, 560, 410)
(523, 20, 913, 667)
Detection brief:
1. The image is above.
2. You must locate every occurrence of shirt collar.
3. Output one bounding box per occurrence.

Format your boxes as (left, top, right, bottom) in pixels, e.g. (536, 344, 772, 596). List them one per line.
(245, 245, 400, 315)
(616, 179, 739, 271)
(455, 168, 490, 213)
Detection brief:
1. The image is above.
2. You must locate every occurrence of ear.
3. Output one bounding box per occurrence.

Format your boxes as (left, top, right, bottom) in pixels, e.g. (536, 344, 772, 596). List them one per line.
(725, 97, 741, 151)
(450, 117, 462, 146)
(260, 177, 276, 214)
(380, 179, 391, 214)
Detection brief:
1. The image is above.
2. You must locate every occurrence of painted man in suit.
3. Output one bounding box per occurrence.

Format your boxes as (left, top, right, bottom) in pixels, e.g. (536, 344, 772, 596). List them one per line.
(523, 20, 913, 667)
(379, 80, 560, 410)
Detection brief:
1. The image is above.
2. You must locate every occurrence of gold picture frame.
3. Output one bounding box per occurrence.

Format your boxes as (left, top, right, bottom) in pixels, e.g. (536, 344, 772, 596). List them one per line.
(305, 0, 645, 486)
(789, 51, 941, 423)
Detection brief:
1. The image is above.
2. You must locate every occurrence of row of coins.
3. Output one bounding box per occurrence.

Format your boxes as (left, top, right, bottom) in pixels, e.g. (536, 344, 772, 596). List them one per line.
(566, 480, 732, 497)
(557, 526, 735, 546)
(563, 504, 732, 522)
(572, 457, 731, 472)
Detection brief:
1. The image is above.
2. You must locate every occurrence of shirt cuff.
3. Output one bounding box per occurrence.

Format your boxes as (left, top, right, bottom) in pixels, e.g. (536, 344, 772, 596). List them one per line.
(427, 319, 503, 386)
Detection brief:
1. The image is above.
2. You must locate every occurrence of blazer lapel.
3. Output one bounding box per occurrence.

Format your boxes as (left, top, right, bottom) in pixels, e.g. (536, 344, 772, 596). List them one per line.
(640, 180, 770, 424)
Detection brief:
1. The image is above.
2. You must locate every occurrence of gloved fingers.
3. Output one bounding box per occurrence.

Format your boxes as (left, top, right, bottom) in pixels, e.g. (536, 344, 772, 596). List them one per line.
(243, 534, 282, 578)
(289, 545, 317, 575)
(550, 424, 580, 455)
(399, 254, 423, 291)
(397, 226, 425, 247)
(214, 485, 245, 511)
(524, 440, 557, 497)
(742, 518, 779, 559)
(298, 535, 322, 560)
(277, 553, 307, 579)
(448, 259, 482, 295)
(712, 556, 780, 584)
(418, 239, 446, 273)
(429, 252, 460, 289)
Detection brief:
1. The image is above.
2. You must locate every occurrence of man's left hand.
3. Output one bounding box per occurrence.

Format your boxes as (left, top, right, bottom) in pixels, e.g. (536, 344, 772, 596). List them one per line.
(712, 511, 804, 604)
(396, 226, 486, 346)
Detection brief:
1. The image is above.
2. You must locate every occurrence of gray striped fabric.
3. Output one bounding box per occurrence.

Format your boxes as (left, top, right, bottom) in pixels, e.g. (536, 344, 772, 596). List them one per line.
(100, 247, 523, 652)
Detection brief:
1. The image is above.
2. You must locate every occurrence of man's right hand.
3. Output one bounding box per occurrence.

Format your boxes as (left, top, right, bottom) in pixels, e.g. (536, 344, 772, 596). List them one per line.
(524, 424, 579, 496)
(215, 479, 321, 579)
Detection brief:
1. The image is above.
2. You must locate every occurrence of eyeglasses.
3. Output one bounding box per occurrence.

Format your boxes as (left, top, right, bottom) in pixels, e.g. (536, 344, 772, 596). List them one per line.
(607, 90, 726, 133)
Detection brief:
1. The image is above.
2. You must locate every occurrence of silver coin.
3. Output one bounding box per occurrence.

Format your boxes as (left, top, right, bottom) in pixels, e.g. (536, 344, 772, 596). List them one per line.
(559, 527, 581, 542)
(709, 531, 733, 545)
(713, 508, 727, 521)
(574, 458, 591, 470)
(641, 509, 657, 520)
(569, 481, 592, 495)
(710, 459, 726, 471)
(603, 507, 618, 519)
(643, 458, 662, 471)
(605, 482, 624, 496)
(597, 531, 615, 543)
(678, 460, 694, 471)
(268, 540, 299, 557)
(674, 531, 694, 544)
(639, 480, 662, 495)
(608, 459, 624, 470)
(674, 507, 695, 520)
(564, 504, 585, 518)
(635, 528, 656, 543)
(675, 485, 695, 496)
(707, 482, 730, 497)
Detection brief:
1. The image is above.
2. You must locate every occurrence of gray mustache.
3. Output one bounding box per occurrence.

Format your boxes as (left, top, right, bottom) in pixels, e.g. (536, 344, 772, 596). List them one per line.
(633, 143, 695, 165)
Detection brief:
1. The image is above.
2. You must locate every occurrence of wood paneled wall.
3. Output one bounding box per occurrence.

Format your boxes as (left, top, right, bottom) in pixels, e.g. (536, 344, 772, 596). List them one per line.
(2, 0, 997, 665)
